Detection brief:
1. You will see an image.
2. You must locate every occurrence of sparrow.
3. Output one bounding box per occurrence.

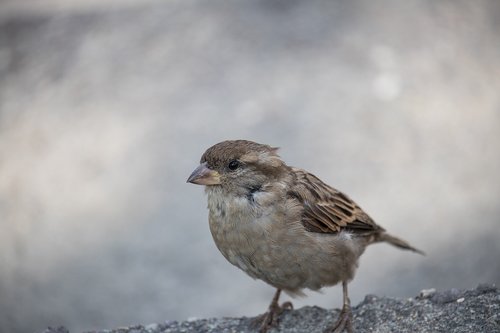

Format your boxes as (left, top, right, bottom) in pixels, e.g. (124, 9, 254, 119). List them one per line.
(187, 140, 423, 333)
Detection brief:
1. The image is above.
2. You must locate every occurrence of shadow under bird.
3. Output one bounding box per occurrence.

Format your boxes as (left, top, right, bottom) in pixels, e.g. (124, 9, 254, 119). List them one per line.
(187, 140, 424, 333)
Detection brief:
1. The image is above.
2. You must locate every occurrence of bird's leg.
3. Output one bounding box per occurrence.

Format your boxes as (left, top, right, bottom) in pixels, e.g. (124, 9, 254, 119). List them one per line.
(256, 288, 293, 333)
(326, 281, 353, 333)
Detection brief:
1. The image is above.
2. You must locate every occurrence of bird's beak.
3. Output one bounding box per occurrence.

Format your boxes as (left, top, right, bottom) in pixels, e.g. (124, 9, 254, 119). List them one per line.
(187, 162, 221, 185)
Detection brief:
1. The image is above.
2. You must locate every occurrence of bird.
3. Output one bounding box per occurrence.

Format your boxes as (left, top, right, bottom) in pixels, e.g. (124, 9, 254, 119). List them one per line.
(187, 140, 423, 333)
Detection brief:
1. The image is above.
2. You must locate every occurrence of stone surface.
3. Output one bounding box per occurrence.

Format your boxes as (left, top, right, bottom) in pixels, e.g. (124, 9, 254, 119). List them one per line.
(41, 285, 500, 333)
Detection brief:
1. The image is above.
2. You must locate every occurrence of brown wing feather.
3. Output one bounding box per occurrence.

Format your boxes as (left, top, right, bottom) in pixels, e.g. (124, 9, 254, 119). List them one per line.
(288, 168, 383, 234)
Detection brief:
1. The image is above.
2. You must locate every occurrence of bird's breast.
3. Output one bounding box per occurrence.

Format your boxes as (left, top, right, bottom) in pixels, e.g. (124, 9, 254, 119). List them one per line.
(204, 188, 361, 291)
(206, 189, 286, 279)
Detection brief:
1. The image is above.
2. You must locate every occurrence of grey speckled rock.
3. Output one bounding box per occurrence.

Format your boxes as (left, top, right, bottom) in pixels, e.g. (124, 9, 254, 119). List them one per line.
(42, 285, 499, 333)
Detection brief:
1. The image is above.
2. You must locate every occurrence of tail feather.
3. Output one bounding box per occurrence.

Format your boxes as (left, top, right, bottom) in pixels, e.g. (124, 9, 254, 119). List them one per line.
(375, 232, 425, 255)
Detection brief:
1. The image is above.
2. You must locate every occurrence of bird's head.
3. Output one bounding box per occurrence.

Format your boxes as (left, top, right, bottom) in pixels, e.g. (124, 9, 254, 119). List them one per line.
(187, 140, 285, 194)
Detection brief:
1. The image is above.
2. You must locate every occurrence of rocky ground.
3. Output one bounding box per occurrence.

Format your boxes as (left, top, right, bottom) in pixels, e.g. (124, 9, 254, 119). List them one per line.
(42, 284, 499, 333)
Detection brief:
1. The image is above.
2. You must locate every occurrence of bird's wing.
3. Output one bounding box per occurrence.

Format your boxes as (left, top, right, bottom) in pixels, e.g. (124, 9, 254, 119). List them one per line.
(287, 168, 383, 234)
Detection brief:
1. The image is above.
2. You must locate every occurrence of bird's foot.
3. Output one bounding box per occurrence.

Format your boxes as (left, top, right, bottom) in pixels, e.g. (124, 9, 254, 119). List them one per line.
(253, 301, 293, 333)
(325, 304, 353, 333)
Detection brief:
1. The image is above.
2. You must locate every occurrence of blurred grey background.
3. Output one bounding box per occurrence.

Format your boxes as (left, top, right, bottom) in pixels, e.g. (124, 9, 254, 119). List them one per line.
(1, 0, 499, 332)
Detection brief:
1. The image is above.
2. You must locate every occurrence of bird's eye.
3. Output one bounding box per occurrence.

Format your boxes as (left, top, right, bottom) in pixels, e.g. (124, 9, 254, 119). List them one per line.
(228, 160, 240, 171)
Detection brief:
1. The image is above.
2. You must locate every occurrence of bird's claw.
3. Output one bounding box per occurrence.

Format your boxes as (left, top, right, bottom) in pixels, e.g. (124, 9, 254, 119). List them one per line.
(254, 301, 294, 333)
(325, 305, 353, 333)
